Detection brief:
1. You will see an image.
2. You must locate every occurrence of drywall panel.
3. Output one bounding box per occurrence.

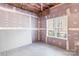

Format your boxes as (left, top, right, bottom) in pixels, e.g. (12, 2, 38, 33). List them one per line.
(31, 17, 38, 28)
(8, 12, 30, 27)
(0, 9, 30, 27)
(0, 30, 32, 52)
(0, 7, 32, 52)
(31, 17, 38, 42)
(31, 30, 38, 42)
(0, 9, 8, 27)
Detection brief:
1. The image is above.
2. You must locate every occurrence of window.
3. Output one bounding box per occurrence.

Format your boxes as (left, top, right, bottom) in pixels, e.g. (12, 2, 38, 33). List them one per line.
(46, 16, 68, 40)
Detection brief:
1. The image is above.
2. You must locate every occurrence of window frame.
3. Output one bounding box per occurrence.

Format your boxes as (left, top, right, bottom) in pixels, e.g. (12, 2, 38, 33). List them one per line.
(46, 15, 68, 40)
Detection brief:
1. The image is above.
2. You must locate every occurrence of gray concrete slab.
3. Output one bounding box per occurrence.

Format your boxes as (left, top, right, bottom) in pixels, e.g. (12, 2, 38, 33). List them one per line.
(0, 42, 74, 56)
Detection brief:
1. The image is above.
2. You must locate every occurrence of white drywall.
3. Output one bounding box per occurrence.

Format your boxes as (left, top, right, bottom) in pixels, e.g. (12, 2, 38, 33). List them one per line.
(0, 6, 33, 52)
(0, 30, 32, 52)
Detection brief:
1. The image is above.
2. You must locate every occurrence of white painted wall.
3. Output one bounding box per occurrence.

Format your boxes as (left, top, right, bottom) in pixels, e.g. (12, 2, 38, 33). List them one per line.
(31, 17, 38, 42)
(0, 30, 32, 52)
(0, 6, 34, 52)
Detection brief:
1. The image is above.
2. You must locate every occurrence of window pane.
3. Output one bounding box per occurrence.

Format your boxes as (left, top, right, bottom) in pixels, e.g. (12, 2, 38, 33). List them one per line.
(48, 30, 53, 36)
(47, 19, 53, 29)
(58, 33, 67, 38)
(53, 18, 59, 28)
(47, 16, 68, 39)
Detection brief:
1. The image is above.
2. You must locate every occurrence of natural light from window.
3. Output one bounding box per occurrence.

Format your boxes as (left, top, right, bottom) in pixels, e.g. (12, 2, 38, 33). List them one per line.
(46, 15, 68, 40)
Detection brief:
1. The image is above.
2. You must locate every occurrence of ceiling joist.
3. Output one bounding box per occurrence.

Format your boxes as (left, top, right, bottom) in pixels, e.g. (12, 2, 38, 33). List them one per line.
(7, 3, 60, 15)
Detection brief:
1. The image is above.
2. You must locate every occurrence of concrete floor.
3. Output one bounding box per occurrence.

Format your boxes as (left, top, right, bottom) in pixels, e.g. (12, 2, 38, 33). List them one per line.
(0, 42, 74, 56)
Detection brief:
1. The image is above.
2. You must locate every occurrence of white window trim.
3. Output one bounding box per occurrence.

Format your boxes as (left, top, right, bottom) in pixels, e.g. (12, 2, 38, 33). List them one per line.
(46, 15, 68, 40)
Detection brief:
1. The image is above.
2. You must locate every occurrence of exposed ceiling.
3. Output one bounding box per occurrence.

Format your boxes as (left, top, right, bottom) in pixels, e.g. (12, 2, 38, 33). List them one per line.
(7, 3, 60, 15)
